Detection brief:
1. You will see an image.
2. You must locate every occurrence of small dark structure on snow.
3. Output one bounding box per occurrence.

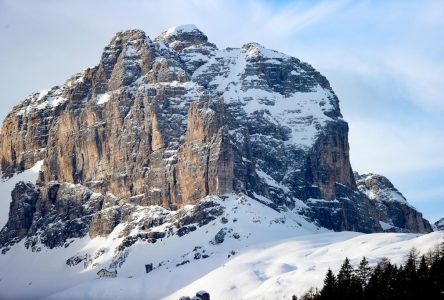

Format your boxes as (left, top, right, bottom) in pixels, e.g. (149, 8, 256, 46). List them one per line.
(179, 290, 210, 300)
(97, 268, 117, 278)
(145, 263, 153, 273)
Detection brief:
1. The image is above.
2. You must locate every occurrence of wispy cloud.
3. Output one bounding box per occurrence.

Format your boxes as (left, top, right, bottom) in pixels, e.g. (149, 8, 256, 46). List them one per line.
(263, 0, 349, 37)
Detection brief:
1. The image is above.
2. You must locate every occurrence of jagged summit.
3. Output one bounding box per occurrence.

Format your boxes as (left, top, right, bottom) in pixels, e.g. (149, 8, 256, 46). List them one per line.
(155, 24, 214, 52)
(163, 24, 202, 36)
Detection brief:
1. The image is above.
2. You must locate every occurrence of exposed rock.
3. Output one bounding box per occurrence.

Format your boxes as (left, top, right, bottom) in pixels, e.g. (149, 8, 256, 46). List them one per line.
(176, 260, 190, 267)
(434, 218, 444, 231)
(176, 100, 234, 204)
(177, 225, 197, 237)
(196, 291, 210, 300)
(213, 228, 227, 244)
(179, 290, 210, 300)
(66, 255, 85, 267)
(356, 173, 432, 233)
(145, 263, 153, 273)
(0, 182, 40, 248)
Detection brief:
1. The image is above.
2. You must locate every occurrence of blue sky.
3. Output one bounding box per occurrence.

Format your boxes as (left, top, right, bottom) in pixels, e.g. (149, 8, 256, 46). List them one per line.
(0, 0, 443, 222)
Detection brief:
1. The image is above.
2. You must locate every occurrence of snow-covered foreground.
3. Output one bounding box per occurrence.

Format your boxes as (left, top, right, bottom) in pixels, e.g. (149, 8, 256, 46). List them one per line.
(1, 231, 439, 300)
(0, 168, 443, 300)
(0, 218, 442, 299)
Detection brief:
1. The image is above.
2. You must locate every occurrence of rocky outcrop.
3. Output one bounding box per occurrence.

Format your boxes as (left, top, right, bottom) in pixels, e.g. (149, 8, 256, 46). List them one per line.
(177, 100, 233, 204)
(356, 173, 432, 233)
(0, 87, 68, 177)
(0, 25, 432, 251)
(0, 182, 40, 250)
(434, 218, 444, 231)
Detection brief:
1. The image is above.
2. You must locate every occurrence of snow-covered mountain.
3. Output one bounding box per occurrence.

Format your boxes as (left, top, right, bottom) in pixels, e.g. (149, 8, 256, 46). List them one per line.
(0, 25, 438, 299)
(435, 218, 444, 231)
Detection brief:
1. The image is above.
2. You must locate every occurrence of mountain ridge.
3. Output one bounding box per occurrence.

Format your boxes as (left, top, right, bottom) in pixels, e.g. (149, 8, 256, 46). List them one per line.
(0, 25, 432, 255)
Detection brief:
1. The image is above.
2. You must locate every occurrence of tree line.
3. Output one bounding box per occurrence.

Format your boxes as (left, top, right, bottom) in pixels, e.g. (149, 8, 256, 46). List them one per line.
(294, 240, 444, 300)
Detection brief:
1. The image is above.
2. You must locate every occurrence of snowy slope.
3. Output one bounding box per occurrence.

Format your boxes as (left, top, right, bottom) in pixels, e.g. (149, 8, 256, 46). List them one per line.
(0, 194, 442, 299)
(41, 232, 444, 300)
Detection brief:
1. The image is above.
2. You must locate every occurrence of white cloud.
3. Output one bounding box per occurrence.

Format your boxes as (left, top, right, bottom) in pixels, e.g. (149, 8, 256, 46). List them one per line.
(385, 55, 444, 112)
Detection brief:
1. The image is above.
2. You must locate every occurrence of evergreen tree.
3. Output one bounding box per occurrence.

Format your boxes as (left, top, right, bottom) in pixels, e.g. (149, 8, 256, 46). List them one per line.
(416, 255, 431, 299)
(320, 268, 336, 299)
(402, 248, 420, 300)
(296, 241, 444, 300)
(337, 257, 353, 283)
(404, 247, 419, 277)
(356, 256, 371, 288)
(336, 257, 362, 299)
(365, 257, 395, 300)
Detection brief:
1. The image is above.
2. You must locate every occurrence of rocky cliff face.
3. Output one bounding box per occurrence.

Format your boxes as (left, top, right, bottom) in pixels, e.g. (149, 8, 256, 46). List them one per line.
(355, 173, 432, 232)
(0, 24, 432, 251)
(434, 218, 444, 231)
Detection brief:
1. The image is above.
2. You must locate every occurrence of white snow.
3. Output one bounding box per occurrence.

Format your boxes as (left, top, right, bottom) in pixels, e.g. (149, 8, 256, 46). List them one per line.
(191, 46, 336, 149)
(18, 88, 68, 116)
(0, 160, 43, 228)
(256, 168, 290, 193)
(37, 89, 50, 101)
(96, 93, 111, 105)
(0, 193, 442, 300)
(48, 96, 67, 108)
(35, 89, 67, 108)
(359, 174, 413, 208)
(379, 221, 395, 231)
(165, 24, 200, 36)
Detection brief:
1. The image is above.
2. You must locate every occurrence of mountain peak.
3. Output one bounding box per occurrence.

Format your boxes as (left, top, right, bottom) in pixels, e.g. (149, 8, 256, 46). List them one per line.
(155, 24, 214, 51)
(110, 29, 149, 44)
(165, 24, 201, 36)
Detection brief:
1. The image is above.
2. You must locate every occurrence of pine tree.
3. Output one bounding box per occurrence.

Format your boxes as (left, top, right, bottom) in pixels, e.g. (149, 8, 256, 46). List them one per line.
(356, 256, 371, 288)
(416, 255, 431, 299)
(365, 257, 394, 300)
(320, 268, 336, 299)
(337, 257, 353, 283)
(404, 247, 419, 276)
(417, 255, 428, 280)
(336, 257, 363, 299)
(295, 241, 444, 300)
(403, 247, 420, 300)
